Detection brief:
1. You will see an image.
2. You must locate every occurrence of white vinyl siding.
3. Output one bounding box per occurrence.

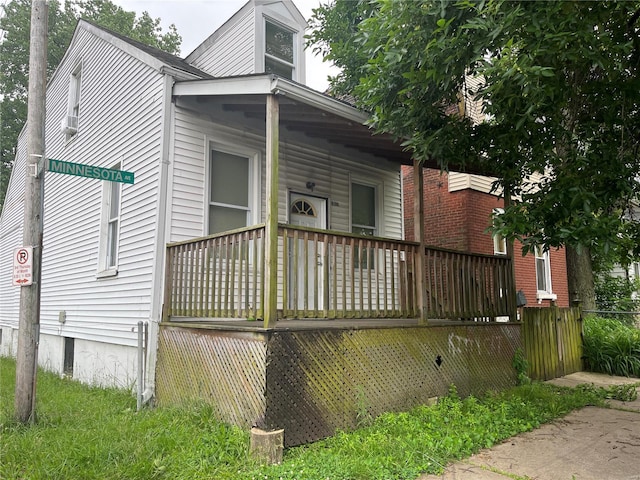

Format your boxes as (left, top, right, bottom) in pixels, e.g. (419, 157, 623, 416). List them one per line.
(12, 26, 166, 347)
(170, 109, 403, 242)
(0, 129, 27, 330)
(187, 8, 255, 77)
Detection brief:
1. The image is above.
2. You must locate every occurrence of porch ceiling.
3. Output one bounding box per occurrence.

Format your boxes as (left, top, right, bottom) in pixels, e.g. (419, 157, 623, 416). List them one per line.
(224, 100, 415, 165)
(173, 75, 416, 165)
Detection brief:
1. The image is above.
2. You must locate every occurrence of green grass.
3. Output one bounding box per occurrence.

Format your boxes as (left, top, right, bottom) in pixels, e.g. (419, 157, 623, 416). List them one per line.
(583, 315, 640, 378)
(0, 357, 633, 480)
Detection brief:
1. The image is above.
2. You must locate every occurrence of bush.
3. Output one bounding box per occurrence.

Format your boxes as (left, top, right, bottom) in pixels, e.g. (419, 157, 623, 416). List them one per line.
(583, 316, 640, 378)
(594, 275, 640, 324)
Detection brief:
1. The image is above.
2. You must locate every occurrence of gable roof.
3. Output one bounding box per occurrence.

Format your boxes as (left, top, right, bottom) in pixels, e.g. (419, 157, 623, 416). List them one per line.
(79, 19, 214, 80)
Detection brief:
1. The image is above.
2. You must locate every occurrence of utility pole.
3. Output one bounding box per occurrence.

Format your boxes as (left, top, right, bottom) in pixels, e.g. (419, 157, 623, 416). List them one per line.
(15, 0, 48, 424)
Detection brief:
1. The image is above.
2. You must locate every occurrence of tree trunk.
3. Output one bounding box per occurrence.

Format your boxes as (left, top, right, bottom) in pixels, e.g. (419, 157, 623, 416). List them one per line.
(565, 245, 596, 310)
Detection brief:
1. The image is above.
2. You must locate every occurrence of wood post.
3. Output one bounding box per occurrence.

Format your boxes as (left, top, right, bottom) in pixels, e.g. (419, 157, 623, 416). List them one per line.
(15, 0, 48, 424)
(263, 94, 279, 328)
(413, 160, 428, 324)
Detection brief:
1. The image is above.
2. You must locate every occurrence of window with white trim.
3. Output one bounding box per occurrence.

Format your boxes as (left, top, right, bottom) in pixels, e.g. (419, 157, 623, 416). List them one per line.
(64, 63, 82, 139)
(535, 245, 553, 297)
(264, 19, 295, 80)
(351, 182, 377, 269)
(208, 149, 252, 235)
(492, 208, 507, 255)
(98, 163, 121, 275)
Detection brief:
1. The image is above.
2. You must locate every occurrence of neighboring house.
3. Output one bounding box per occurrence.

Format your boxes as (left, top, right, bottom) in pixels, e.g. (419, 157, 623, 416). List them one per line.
(402, 167, 570, 309)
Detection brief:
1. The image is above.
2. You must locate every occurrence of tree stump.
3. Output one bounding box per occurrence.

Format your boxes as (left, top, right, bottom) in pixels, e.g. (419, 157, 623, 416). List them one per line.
(249, 427, 284, 465)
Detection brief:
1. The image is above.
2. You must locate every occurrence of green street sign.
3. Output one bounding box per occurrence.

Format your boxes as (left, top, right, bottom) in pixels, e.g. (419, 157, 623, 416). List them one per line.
(47, 158, 135, 184)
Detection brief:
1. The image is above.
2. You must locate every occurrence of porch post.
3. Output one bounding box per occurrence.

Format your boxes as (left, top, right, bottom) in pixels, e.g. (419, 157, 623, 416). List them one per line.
(504, 183, 518, 322)
(263, 94, 280, 328)
(413, 160, 428, 324)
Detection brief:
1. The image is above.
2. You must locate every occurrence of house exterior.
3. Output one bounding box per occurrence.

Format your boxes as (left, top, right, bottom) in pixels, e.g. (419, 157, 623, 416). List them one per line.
(0, 0, 419, 388)
(403, 167, 570, 309)
(0, 0, 532, 445)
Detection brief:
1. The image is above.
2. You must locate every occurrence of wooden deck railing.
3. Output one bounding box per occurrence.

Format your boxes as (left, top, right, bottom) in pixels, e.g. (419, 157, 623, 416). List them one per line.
(279, 225, 420, 319)
(163, 225, 515, 322)
(163, 225, 265, 320)
(424, 247, 515, 319)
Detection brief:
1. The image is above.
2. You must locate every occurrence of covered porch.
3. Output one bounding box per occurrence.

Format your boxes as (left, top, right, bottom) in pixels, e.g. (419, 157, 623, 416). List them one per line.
(164, 75, 517, 327)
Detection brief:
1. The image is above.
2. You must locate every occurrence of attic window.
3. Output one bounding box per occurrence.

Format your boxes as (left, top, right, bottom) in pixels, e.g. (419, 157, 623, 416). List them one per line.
(265, 20, 294, 79)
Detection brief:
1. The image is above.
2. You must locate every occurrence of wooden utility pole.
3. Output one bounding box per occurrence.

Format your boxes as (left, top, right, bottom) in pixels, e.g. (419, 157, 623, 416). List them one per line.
(15, 0, 48, 424)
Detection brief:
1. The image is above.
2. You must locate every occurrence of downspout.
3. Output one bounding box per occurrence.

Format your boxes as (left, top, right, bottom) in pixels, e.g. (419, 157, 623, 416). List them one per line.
(143, 72, 175, 404)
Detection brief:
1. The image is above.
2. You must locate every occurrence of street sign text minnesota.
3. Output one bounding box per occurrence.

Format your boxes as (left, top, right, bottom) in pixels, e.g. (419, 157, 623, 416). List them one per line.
(47, 158, 134, 184)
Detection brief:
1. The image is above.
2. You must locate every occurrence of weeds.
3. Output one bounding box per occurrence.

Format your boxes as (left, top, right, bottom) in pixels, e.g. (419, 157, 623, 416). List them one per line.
(583, 316, 640, 378)
(512, 348, 531, 386)
(0, 356, 633, 480)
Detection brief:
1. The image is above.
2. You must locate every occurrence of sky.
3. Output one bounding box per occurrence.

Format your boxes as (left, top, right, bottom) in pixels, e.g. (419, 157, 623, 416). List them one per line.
(112, 0, 339, 92)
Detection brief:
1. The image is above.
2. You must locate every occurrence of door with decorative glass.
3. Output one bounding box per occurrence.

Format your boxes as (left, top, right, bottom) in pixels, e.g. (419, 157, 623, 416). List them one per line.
(288, 194, 327, 312)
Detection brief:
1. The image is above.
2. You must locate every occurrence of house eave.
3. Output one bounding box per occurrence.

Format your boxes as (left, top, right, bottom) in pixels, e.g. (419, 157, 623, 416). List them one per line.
(173, 74, 370, 125)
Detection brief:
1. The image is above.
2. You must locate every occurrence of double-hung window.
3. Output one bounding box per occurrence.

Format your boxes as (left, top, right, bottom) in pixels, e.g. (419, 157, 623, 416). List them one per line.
(98, 163, 121, 275)
(208, 150, 251, 235)
(351, 182, 377, 269)
(264, 20, 295, 80)
(535, 245, 553, 298)
(492, 208, 507, 255)
(64, 63, 82, 139)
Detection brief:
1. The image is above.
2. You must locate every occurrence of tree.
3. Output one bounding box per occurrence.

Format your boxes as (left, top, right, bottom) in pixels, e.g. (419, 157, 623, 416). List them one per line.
(0, 0, 181, 211)
(309, 0, 640, 309)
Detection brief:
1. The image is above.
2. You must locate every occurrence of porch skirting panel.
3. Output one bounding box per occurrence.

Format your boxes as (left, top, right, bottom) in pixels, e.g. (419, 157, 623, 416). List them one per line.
(156, 322, 522, 446)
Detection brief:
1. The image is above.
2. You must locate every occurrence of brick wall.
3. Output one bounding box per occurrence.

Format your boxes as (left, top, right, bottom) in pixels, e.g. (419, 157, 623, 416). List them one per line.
(402, 165, 569, 307)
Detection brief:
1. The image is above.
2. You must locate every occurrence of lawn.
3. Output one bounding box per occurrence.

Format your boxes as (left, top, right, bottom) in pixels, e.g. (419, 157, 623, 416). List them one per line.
(0, 355, 634, 480)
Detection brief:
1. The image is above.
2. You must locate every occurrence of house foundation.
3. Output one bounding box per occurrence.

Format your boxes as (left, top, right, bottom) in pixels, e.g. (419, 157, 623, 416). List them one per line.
(155, 320, 521, 446)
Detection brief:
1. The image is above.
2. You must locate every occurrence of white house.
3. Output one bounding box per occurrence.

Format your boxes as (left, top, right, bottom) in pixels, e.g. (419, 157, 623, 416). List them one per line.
(0, 0, 422, 393)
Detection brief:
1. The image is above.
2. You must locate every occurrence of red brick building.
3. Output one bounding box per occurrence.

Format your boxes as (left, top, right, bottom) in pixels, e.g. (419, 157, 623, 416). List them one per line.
(403, 166, 569, 308)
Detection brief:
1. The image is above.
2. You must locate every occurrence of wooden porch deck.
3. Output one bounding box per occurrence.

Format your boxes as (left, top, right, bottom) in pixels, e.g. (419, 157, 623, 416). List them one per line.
(163, 316, 506, 331)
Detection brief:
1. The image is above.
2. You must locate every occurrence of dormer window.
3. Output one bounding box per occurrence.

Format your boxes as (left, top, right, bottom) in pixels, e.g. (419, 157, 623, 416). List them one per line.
(265, 20, 294, 79)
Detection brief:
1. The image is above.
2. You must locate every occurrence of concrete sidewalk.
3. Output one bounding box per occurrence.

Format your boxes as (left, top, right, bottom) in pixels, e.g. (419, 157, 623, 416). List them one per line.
(419, 372, 640, 480)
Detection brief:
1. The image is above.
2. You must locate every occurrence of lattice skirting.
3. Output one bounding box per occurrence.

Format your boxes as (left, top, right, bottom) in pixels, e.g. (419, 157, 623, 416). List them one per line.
(156, 323, 522, 446)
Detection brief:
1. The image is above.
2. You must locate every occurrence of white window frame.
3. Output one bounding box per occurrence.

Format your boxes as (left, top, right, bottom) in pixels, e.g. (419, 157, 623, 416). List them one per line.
(97, 163, 122, 277)
(205, 141, 260, 236)
(351, 179, 382, 270)
(263, 17, 296, 80)
(65, 62, 82, 141)
(535, 245, 556, 301)
(492, 208, 507, 255)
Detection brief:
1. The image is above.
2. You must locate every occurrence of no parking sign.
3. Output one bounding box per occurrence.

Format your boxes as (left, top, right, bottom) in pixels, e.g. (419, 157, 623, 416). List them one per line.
(12, 246, 33, 286)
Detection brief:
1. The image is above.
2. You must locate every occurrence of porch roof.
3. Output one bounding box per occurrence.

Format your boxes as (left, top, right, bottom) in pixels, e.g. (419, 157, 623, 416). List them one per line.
(173, 74, 416, 165)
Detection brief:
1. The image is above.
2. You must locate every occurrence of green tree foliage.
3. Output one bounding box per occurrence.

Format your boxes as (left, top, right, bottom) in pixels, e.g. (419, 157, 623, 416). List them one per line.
(309, 1, 640, 306)
(0, 0, 181, 211)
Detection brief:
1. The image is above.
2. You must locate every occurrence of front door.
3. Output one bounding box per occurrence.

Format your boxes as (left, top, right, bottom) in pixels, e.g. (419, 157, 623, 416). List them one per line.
(288, 194, 327, 311)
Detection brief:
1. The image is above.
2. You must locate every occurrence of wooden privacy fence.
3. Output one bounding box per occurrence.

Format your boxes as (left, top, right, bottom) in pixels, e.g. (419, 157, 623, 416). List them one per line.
(522, 306, 583, 380)
(424, 247, 515, 320)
